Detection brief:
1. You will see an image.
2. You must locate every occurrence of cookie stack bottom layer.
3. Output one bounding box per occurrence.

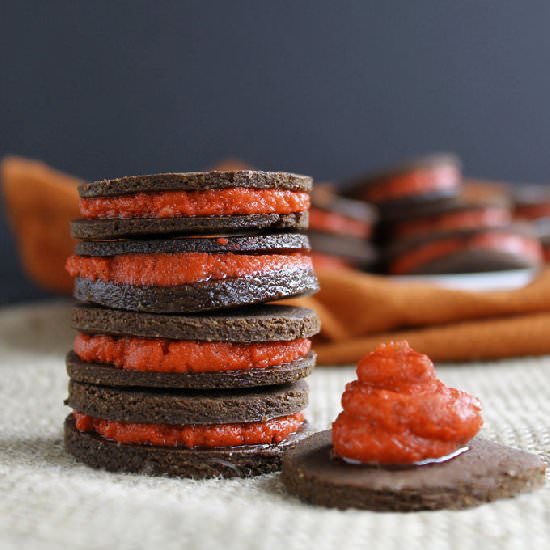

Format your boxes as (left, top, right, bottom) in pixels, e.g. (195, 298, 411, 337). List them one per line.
(64, 303, 320, 478)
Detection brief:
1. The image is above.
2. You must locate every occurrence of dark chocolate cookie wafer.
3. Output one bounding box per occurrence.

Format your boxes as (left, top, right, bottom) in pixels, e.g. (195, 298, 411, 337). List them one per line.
(79, 171, 313, 197)
(74, 232, 310, 256)
(72, 303, 320, 342)
(73, 269, 318, 313)
(67, 350, 316, 389)
(72, 212, 308, 240)
(282, 430, 546, 511)
(66, 379, 308, 425)
(64, 415, 309, 479)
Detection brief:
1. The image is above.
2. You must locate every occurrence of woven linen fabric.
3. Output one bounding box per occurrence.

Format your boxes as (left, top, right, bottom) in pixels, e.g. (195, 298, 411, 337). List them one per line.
(0, 302, 549, 550)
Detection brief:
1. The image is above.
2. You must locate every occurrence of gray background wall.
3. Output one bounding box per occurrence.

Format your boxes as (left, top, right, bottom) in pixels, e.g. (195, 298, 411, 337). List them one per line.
(2, 1, 550, 304)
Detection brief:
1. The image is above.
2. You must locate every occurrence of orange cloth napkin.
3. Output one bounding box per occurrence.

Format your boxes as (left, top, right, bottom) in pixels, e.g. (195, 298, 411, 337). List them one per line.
(1, 156, 80, 293)
(287, 268, 550, 364)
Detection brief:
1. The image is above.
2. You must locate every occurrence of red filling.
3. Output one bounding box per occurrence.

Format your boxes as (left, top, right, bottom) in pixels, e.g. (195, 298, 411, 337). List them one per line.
(332, 341, 483, 464)
(309, 208, 372, 238)
(365, 164, 459, 203)
(514, 203, 550, 221)
(73, 411, 305, 447)
(66, 252, 312, 286)
(74, 333, 311, 372)
(80, 188, 310, 219)
(390, 232, 541, 275)
(394, 208, 510, 239)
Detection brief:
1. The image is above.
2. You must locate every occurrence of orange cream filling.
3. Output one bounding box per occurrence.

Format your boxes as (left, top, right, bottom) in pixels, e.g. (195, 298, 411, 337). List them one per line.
(73, 411, 305, 447)
(74, 333, 311, 372)
(390, 232, 541, 275)
(366, 164, 459, 202)
(66, 252, 312, 286)
(394, 208, 510, 239)
(80, 188, 310, 219)
(309, 208, 372, 238)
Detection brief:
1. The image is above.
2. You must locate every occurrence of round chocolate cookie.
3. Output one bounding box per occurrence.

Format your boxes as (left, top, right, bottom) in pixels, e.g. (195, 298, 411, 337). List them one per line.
(385, 225, 541, 275)
(343, 154, 461, 217)
(72, 303, 321, 342)
(282, 430, 547, 511)
(71, 212, 309, 239)
(66, 379, 308, 425)
(79, 170, 313, 198)
(74, 232, 310, 257)
(64, 414, 310, 479)
(73, 268, 319, 313)
(67, 350, 316, 389)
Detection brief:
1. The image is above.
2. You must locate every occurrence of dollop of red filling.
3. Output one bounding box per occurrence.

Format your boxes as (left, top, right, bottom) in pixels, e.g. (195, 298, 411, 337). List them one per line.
(309, 208, 372, 238)
(66, 252, 312, 286)
(394, 207, 510, 239)
(332, 341, 483, 464)
(74, 333, 311, 372)
(80, 188, 310, 219)
(390, 232, 541, 275)
(365, 164, 459, 203)
(73, 411, 305, 447)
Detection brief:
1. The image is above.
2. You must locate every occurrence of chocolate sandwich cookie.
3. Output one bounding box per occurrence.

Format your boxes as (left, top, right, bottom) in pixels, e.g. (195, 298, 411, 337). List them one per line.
(385, 225, 542, 275)
(68, 304, 320, 389)
(388, 198, 512, 241)
(64, 380, 309, 478)
(66, 233, 319, 313)
(513, 184, 550, 222)
(308, 186, 377, 269)
(64, 415, 309, 478)
(72, 171, 312, 239)
(344, 154, 461, 218)
(282, 430, 546, 511)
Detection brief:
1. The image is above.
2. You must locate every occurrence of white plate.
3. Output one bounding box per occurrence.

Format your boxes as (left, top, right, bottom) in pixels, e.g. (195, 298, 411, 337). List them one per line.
(391, 268, 538, 291)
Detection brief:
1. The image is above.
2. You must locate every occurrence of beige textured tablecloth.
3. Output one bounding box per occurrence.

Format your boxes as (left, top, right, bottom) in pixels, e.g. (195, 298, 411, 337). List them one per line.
(0, 302, 549, 550)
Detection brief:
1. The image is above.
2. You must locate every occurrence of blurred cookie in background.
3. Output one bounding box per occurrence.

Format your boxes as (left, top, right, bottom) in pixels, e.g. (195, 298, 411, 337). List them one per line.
(308, 185, 377, 270)
(513, 184, 550, 223)
(385, 224, 542, 275)
(343, 153, 461, 219)
(388, 197, 512, 241)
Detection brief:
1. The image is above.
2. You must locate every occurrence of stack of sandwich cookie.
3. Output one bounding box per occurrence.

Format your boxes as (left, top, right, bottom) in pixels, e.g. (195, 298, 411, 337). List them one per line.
(307, 186, 377, 270)
(344, 154, 543, 274)
(64, 170, 320, 478)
